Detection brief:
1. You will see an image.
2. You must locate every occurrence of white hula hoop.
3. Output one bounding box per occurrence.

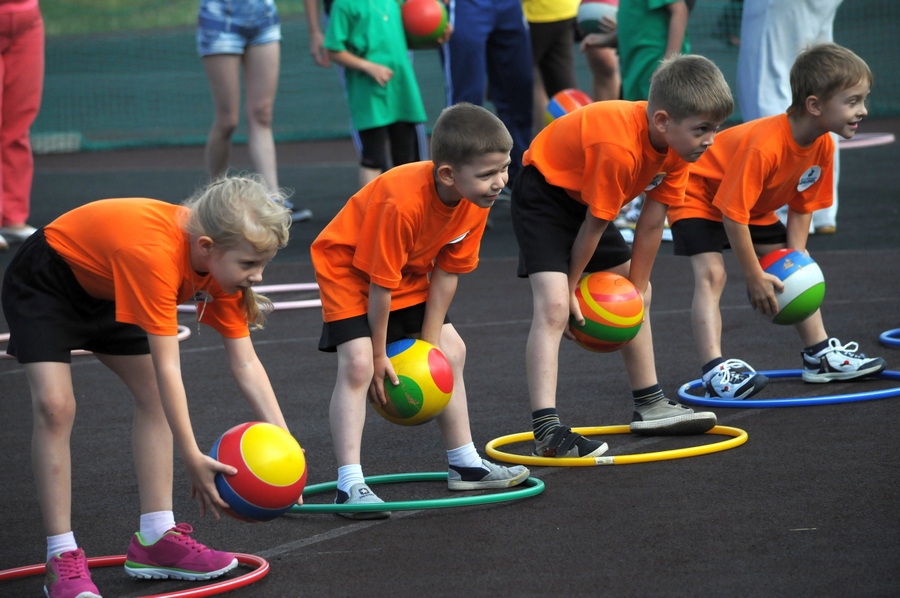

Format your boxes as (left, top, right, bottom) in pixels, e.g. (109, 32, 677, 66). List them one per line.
(176, 282, 322, 312)
(839, 132, 895, 150)
(0, 325, 192, 360)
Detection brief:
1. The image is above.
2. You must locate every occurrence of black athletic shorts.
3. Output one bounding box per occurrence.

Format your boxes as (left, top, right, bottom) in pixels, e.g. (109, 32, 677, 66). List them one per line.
(1, 229, 150, 363)
(529, 18, 577, 98)
(510, 164, 632, 278)
(318, 302, 451, 352)
(671, 217, 788, 256)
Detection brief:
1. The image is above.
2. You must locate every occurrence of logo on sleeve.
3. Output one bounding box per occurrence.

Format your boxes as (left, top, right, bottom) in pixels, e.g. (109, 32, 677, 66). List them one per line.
(645, 172, 666, 191)
(797, 166, 822, 191)
(447, 231, 470, 244)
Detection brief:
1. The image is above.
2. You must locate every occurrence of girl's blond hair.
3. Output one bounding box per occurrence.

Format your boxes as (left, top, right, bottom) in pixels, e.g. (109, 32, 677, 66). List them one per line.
(182, 174, 291, 328)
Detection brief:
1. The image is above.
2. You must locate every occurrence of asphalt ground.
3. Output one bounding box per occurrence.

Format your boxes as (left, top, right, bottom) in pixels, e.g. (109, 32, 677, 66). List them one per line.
(1, 120, 899, 597)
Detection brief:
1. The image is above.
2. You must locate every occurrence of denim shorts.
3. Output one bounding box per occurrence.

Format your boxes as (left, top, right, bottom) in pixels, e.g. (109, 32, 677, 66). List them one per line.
(197, 0, 281, 56)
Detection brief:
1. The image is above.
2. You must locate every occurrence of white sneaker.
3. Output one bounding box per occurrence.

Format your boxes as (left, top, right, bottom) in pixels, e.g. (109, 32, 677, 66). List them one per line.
(0, 224, 36, 242)
(702, 358, 768, 400)
(802, 338, 886, 383)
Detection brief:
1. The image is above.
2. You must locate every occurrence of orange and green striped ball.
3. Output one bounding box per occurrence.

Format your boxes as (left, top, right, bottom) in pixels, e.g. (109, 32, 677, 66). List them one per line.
(374, 338, 454, 426)
(210, 422, 307, 522)
(570, 272, 644, 352)
(545, 88, 593, 125)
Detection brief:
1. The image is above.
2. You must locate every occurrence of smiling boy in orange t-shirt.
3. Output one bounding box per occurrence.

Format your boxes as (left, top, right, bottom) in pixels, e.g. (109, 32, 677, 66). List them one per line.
(669, 43, 886, 400)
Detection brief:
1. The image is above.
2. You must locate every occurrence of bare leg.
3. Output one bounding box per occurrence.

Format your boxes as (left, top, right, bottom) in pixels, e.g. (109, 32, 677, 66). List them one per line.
(609, 261, 659, 390)
(330, 338, 374, 467)
(435, 324, 474, 450)
(94, 353, 173, 514)
(359, 166, 381, 189)
(690, 252, 728, 364)
(525, 271, 570, 411)
(794, 309, 828, 348)
(584, 46, 620, 101)
(202, 54, 242, 180)
(26, 362, 77, 536)
(243, 42, 281, 192)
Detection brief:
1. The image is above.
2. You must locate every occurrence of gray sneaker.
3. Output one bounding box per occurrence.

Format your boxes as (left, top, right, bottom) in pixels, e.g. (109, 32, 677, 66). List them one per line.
(630, 398, 716, 435)
(533, 425, 608, 459)
(334, 483, 390, 520)
(448, 459, 529, 491)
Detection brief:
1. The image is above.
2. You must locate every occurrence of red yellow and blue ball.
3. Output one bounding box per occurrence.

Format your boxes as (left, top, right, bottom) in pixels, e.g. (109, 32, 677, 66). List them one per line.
(210, 422, 307, 522)
(570, 272, 644, 352)
(545, 88, 593, 125)
(758, 248, 825, 325)
(401, 0, 449, 49)
(374, 338, 454, 426)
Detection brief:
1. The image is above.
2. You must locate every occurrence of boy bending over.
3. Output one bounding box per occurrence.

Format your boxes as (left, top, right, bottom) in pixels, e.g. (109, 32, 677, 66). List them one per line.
(311, 103, 529, 518)
(512, 55, 733, 459)
(668, 43, 886, 400)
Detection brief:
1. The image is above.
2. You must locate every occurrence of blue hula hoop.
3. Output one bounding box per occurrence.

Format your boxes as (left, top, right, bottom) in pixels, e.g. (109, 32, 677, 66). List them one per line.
(879, 329, 900, 348)
(678, 369, 900, 408)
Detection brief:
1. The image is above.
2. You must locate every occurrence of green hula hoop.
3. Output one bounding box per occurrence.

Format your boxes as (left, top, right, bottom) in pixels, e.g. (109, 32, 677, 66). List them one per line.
(290, 472, 544, 514)
(486, 425, 748, 467)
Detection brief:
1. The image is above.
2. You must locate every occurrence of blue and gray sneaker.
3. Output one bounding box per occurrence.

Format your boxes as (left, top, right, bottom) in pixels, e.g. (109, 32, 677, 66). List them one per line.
(802, 338, 886, 383)
(702, 358, 768, 400)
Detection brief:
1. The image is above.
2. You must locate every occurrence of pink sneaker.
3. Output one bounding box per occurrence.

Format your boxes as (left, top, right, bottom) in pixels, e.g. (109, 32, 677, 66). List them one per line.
(44, 548, 102, 598)
(124, 523, 237, 581)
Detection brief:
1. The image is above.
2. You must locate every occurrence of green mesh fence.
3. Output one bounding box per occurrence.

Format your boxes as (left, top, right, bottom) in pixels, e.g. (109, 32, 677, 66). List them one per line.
(33, 0, 900, 153)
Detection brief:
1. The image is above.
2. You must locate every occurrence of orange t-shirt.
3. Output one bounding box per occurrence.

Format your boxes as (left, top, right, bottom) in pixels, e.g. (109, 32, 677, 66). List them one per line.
(669, 114, 834, 226)
(523, 100, 690, 219)
(310, 162, 489, 322)
(44, 198, 249, 338)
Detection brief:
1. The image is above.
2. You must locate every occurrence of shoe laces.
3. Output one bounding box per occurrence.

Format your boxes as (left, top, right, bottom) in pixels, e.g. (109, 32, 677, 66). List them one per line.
(825, 338, 865, 358)
(712, 359, 756, 384)
(165, 523, 208, 553)
(53, 549, 91, 581)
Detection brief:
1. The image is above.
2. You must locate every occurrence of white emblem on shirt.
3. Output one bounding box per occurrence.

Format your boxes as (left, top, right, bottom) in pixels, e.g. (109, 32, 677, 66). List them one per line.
(448, 231, 470, 244)
(797, 166, 822, 191)
(645, 172, 666, 191)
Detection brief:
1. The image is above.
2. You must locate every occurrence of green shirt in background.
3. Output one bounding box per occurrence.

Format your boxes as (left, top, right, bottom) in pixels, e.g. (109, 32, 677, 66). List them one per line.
(617, 0, 691, 101)
(324, 0, 427, 131)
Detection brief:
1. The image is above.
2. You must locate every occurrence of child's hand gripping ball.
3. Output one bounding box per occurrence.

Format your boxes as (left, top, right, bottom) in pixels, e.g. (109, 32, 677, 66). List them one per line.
(758, 248, 825, 325)
(401, 0, 449, 49)
(209, 422, 307, 522)
(374, 338, 454, 426)
(545, 88, 593, 125)
(570, 272, 644, 352)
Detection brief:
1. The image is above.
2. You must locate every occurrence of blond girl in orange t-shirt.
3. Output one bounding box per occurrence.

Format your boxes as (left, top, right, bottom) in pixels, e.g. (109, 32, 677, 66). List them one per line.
(1, 175, 293, 598)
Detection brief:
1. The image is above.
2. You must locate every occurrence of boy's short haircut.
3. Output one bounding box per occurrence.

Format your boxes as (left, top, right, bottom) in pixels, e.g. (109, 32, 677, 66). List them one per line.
(788, 43, 873, 116)
(648, 55, 734, 123)
(430, 103, 514, 168)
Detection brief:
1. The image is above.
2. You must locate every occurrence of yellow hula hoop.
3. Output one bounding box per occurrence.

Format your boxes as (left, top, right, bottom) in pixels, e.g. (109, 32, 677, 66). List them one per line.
(485, 425, 748, 467)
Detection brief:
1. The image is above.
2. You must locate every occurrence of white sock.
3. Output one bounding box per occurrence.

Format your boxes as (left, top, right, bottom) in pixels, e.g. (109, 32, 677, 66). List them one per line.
(447, 442, 483, 469)
(140, 510, 176, 545)
(47, 531, 78, 562)
(337, 464, 365, 494)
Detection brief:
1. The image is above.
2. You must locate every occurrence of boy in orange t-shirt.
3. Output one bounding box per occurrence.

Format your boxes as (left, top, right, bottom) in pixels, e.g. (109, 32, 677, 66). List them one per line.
(669, 43, 886, 400)
(511, 55, 733, 459)
(311, 103, 529, 518)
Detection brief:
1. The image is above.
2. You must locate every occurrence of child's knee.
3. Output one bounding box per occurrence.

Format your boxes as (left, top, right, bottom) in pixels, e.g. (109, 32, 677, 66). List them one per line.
(340, 351, 375, 389)
(33, 392, 76, 429)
